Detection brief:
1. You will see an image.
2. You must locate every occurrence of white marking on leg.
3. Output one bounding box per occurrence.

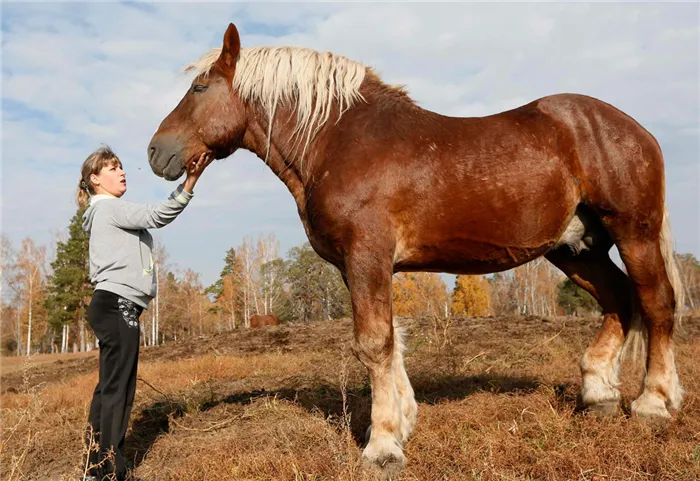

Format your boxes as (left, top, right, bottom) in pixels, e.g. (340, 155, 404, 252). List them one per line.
(393, 321, 417, 445)
(633, 345, 683, 417)
(667, 349, 684, 411)
(353, 327, 405, 470)
(361, 359, 405, 469)
(580, 340, 622, 407)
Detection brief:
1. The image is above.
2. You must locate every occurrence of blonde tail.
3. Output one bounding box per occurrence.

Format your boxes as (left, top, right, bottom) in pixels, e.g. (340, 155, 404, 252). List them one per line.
(659, 205, 685, 325)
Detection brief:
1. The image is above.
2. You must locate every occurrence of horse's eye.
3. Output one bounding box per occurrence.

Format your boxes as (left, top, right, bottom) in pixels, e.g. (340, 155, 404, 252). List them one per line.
(192, 84, 208, 93)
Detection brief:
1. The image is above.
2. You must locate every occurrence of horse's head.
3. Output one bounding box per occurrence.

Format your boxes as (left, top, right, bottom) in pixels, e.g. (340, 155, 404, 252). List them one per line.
(148, 24, 246, 180)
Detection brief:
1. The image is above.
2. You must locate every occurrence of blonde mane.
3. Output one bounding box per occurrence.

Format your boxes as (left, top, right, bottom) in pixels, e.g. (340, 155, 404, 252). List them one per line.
(184, 46, 367, 160)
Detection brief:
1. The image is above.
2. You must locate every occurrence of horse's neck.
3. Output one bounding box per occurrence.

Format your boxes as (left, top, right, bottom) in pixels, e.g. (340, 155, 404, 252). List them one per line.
(239, 84, 414, 208)
(241, 102, 316, 211)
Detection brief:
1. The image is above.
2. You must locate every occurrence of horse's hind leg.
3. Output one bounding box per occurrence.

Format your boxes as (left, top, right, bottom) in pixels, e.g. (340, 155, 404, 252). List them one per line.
(546, 248, 634, 413)
(614, 235, 682, 418)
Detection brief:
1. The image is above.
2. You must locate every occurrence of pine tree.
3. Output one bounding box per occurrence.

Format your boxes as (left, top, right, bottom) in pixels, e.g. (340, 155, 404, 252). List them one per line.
(557, 278, 599, 316)
(206, 248, 238, 300)
(45, 207, 92, 352)
(285, 243, 350, 322)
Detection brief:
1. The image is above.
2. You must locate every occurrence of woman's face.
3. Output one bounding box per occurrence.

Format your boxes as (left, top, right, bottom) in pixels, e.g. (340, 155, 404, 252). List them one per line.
(92, 161, 127, 197)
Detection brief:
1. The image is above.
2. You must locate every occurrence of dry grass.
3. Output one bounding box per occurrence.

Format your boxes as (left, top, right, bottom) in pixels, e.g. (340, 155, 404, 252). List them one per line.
(1, 315, 699, 480)
(1, 351, 98, 376)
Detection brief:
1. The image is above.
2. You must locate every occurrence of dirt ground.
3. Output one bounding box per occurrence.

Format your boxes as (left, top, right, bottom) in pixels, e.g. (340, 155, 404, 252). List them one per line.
(2, 315, 699, 480)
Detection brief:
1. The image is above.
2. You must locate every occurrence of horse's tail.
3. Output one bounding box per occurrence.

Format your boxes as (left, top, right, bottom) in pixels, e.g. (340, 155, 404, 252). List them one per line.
(660, 205, 686, 325)
(623, 205, 685, 363)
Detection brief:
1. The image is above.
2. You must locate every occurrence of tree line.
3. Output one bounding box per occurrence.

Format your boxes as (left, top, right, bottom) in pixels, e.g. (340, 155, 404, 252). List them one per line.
(2, 207, 699, 355)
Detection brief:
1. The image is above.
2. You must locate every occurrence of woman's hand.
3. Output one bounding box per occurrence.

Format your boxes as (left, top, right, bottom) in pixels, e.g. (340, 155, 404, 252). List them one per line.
(182, 153, 215, 193)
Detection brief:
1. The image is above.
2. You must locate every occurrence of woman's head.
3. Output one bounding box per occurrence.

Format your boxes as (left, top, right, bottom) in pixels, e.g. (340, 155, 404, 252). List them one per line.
(77, 145, 127, 208)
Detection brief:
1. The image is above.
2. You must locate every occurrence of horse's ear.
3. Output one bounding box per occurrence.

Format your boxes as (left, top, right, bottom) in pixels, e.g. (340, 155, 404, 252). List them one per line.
(216, 23, 240, 76)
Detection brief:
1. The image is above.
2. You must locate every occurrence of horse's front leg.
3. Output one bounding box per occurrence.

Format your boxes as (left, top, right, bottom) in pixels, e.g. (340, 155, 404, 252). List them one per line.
(345, 247, 406, 472)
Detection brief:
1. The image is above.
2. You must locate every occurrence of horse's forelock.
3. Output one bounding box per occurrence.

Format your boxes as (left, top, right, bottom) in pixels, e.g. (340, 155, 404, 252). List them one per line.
(183, 47, 223, 78)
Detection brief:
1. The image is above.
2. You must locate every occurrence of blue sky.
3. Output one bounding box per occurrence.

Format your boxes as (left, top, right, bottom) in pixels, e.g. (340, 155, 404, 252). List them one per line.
(2, 2, 698, 289)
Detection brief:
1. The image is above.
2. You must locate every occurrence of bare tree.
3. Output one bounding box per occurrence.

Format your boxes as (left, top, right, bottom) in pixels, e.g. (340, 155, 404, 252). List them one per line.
(257, 233, 281, 315)
(237, 237, 257, 327)
(15, 238, 48, 356)
(510, 258, 562, 316)
(180, 269, 204, 337)
(148, 240, 170, 346)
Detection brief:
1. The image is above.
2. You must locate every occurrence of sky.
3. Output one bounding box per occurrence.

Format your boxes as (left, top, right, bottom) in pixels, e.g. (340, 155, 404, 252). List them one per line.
(2, 2, 699, 290)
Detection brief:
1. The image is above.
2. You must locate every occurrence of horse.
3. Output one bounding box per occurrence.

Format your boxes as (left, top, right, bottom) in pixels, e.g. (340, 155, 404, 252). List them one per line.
(248, 313, 281, 328)
(148, 23, 684, 472)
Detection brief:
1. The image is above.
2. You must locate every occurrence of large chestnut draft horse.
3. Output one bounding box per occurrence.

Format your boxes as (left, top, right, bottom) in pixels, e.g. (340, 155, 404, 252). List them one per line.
(149, 24, 684, 471)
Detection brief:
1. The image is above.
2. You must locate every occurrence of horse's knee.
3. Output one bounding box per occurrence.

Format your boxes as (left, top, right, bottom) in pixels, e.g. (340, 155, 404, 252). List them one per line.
(352, 328, 393, 369)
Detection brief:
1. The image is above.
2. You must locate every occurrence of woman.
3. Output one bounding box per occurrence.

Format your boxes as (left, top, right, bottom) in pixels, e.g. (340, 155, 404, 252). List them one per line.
(78, 145, 212, 480)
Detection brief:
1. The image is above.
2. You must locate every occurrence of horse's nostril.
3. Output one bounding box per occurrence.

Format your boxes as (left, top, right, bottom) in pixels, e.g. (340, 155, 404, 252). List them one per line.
(149, 146, 157, 162)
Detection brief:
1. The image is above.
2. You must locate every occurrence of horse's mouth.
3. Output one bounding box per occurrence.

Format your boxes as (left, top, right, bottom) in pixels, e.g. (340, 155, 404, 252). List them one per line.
(167, 150, 214, 180)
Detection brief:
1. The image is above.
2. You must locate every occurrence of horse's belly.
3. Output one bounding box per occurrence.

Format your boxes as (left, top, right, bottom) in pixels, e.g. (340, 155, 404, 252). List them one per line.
(392, 199, 572, 274)
(392, 201, 611, 275)
(393, 235, 555, 275)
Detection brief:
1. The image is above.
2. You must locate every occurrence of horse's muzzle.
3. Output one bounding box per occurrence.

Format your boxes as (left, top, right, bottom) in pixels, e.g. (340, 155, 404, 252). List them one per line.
(148, 134, 185, 180)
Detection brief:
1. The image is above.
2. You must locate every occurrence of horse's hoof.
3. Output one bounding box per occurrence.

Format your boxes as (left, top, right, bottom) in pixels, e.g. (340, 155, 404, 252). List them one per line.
(362, 435, 406, 477)
(631, 394, 672, 424)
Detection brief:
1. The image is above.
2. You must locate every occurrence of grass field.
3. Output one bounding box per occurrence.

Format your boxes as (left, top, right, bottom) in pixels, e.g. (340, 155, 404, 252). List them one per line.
(2, 315, 699, 480)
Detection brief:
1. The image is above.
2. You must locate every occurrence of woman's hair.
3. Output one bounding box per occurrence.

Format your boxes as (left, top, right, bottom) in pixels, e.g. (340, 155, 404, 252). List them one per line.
(77, 145, 123, 208)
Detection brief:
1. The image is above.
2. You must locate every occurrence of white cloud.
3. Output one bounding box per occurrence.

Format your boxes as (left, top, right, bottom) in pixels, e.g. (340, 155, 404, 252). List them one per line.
(2, 2, 698, 288)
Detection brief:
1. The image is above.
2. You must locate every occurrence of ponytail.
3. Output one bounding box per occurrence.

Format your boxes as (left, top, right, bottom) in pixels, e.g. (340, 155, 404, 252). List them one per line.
(76, 179, 91, 209)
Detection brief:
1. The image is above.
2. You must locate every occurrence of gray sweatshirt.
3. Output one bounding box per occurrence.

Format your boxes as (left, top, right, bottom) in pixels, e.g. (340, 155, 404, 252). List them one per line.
(82, 185, 193, 308)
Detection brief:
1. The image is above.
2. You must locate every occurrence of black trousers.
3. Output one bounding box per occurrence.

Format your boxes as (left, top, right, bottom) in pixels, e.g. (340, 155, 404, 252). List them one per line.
(86, 289, 143, 480)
